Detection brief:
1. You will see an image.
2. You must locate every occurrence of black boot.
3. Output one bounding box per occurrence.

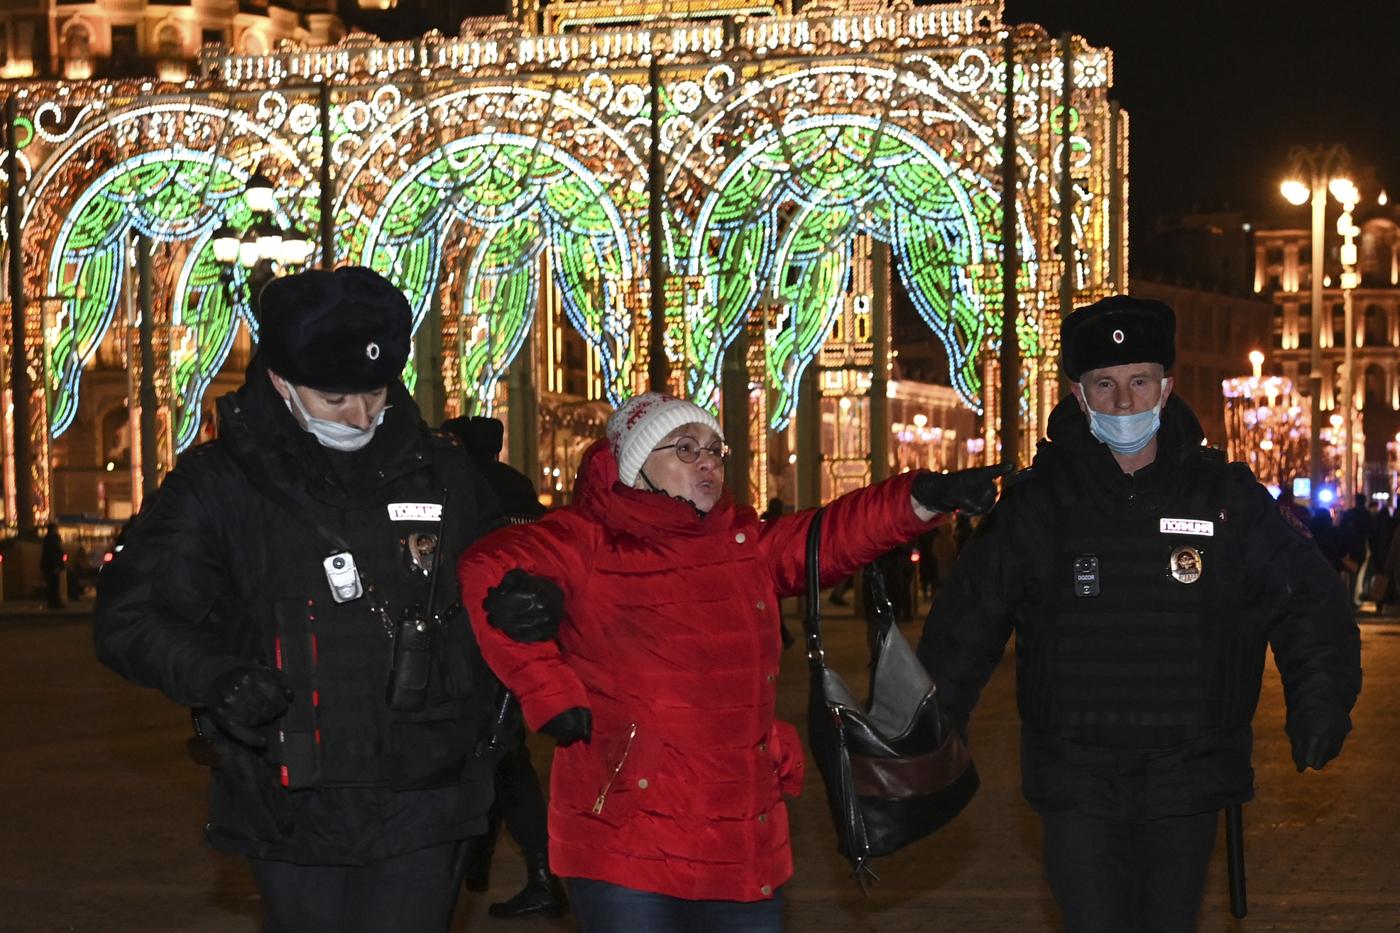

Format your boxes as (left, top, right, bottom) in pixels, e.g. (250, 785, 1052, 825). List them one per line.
(487, 850, 568, 919)
(459, 832, 496, 893)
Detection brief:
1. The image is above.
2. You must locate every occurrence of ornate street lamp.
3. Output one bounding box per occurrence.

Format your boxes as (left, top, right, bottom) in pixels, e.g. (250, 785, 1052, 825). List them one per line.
(243, 169, 276, 214)
(212, 174, 314, 318)
(1223, 350, 1307, 495)
(1280, 144, 1353, 503)
(211, 225, 240, 265)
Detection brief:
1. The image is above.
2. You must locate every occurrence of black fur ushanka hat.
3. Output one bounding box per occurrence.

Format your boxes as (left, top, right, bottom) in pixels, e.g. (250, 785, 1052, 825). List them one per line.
(1061, 295, 1176, 381)
(258, 266, 412, 393)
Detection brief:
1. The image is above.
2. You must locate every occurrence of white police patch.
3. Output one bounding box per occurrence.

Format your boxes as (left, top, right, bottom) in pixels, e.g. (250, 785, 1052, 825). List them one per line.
(388, 502, 442, 522)
(1160, 517, 1214, 537)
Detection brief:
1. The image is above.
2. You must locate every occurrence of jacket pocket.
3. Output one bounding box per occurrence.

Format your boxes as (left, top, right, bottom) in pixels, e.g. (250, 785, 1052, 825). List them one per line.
(425, 608, 482, 705)
(768, 720, 806, 796)
(559, 722, 656, 828)
(385, 613, 488, 789)
(208, 738, 293, 844)
(387, 709, 480, 789)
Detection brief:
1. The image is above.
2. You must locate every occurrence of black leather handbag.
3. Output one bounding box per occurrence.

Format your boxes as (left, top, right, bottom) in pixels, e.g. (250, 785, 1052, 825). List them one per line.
(802, 508, 980, 885)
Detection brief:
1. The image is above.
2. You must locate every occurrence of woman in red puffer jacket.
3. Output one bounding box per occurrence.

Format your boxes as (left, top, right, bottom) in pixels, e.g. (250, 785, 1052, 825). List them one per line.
(457, 392, 1004, 932)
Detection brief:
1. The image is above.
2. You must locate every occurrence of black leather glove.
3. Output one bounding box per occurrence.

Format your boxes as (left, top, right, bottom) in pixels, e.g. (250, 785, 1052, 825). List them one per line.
(203, 664, 292, 748)
(912, 463, 1014, 516)
(539, 707, 592, 747)
(1291, 730, 1346, 772)
(484, 569, 565, 643)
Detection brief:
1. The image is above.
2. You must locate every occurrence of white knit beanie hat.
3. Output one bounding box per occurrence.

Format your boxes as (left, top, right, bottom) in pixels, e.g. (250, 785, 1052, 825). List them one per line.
(606, 392, 724, 486)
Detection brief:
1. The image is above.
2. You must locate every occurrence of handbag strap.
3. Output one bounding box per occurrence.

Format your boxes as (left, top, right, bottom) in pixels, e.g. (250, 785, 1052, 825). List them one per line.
(803, 508, 827, 674)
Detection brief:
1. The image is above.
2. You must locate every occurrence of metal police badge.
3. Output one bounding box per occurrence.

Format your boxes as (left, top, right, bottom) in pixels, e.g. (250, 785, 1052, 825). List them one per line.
(1169, 545, 1203, 584)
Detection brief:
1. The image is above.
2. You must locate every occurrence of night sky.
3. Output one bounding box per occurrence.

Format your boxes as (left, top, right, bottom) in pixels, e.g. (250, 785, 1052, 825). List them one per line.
(1005, 0, 1400, 267)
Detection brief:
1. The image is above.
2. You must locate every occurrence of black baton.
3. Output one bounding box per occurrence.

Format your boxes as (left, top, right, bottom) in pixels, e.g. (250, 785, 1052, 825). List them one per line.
(1225, 804, 1247, 918)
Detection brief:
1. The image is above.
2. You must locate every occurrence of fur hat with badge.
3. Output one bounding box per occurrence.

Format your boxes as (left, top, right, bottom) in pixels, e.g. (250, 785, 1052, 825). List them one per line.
(258, 266, 412, 393)
(1060, 295, 1176, 381)
(606, 392, 724, 486)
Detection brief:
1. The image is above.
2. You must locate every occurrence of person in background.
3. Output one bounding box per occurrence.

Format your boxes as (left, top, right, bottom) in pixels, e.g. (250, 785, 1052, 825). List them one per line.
(1380, 507, 1400, 613)
(458, 392, 1007, 932)
(862, 544, 915, 624)
(441, 415, 568, 921)
(94, 268, 499, 933)
(914, 528, 939, 602)
(1363, 500, 1392, 608)
(918, 295, 1361, 933)
(760, 497, 786, 522)
(1308, 508, 1346, 574)
(1338, 493, 1371, 603)
(41, 522, 65, 609)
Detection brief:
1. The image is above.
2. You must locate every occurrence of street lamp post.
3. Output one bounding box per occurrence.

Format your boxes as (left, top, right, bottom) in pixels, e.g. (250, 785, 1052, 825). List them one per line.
(1280, 144, 1352, 502)
(1336, 187, 1361, 503)
(211, 169, 313, 318)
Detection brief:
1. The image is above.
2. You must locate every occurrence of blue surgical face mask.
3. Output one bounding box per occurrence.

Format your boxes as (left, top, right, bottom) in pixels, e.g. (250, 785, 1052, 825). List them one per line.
(1079, 379, 1168, 455)
(286, 386, 388, 452)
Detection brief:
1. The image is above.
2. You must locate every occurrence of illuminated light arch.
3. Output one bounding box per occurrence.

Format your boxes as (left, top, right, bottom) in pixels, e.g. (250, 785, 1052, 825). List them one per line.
(673, 69, 1040, 424)
(338, 85, 645, 410)
(42, 151, 249, 439)
(3, 7, 1126, 528)
(365, 133, 635, 409)
(25, 99, 316, 446)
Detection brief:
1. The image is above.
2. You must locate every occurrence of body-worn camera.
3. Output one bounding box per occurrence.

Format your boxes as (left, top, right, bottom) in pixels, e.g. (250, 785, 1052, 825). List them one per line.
(323, 551, 363, 603)
(1072, 555, 1101, 597)
(387, 608, 436, 711)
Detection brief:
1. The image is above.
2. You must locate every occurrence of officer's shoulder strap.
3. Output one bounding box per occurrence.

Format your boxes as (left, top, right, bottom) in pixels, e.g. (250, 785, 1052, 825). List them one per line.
(1033, 452, 1080, 511)
(423, 427, 475, 491)
(1005, 465, 1036, 488)
(1183, 444, 1231, 517)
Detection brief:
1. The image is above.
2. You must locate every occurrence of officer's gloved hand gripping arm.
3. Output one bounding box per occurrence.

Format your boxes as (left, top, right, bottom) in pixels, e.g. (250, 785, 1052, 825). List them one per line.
(482, 568, 591, 745)
(94, 464, 260, 712)
(911, 463, 1014, 520)
(1235, 469, 1362, 773)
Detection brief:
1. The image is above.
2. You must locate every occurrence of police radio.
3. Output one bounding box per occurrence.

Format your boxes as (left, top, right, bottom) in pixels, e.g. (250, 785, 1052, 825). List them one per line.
(385, 487, 450, 711)
(387, 608, 435, 711)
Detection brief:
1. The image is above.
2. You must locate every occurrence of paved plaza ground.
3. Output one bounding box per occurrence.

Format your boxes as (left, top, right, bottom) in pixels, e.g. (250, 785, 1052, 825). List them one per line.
(0, 598, 1396, 932)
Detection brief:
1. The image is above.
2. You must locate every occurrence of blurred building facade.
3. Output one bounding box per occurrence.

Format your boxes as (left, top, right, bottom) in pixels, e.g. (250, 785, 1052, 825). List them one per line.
(1254, 188, 1400, 490)
(0, 0, 499, 83)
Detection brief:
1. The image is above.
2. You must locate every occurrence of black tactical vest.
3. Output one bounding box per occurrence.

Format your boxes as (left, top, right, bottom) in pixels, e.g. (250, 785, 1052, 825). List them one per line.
(242, 432, 487, 791)
(1017, 449, 1267, 749)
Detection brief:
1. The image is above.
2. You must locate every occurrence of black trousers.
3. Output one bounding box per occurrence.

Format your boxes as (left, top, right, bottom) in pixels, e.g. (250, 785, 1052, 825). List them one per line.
(487, 740, 549, 853)
(248, 841, 459, 933)
(1042, 809, 1218, 933)
(45, 572, 63, 608)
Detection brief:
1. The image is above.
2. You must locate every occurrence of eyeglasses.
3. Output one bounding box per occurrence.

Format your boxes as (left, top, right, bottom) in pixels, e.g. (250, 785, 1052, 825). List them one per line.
(652, 436, 729, 463)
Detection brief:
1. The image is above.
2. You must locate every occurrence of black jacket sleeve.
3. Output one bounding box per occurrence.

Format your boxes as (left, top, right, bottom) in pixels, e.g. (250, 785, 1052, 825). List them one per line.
(1230, 465, 1362, 740)
(93, 447, 251, 708)
(916, 481, 1038, 723)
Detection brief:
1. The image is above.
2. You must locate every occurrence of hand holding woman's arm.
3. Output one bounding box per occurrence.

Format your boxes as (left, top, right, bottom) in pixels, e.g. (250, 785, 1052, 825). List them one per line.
(910, 463, 1013, 519)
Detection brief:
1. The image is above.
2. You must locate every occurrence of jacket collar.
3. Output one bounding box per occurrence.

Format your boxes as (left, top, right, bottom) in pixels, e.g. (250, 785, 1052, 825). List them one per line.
(1035, 393, 1207, 510)
(572, 439, 738, 542)
(216, 355, 430, 500)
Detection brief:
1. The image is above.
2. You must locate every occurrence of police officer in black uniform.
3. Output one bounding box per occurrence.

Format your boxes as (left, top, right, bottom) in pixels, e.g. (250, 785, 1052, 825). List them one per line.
(440, 415, 568, 920)
(917, 295, 1361, 932)
(95, 267, 498, 932)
